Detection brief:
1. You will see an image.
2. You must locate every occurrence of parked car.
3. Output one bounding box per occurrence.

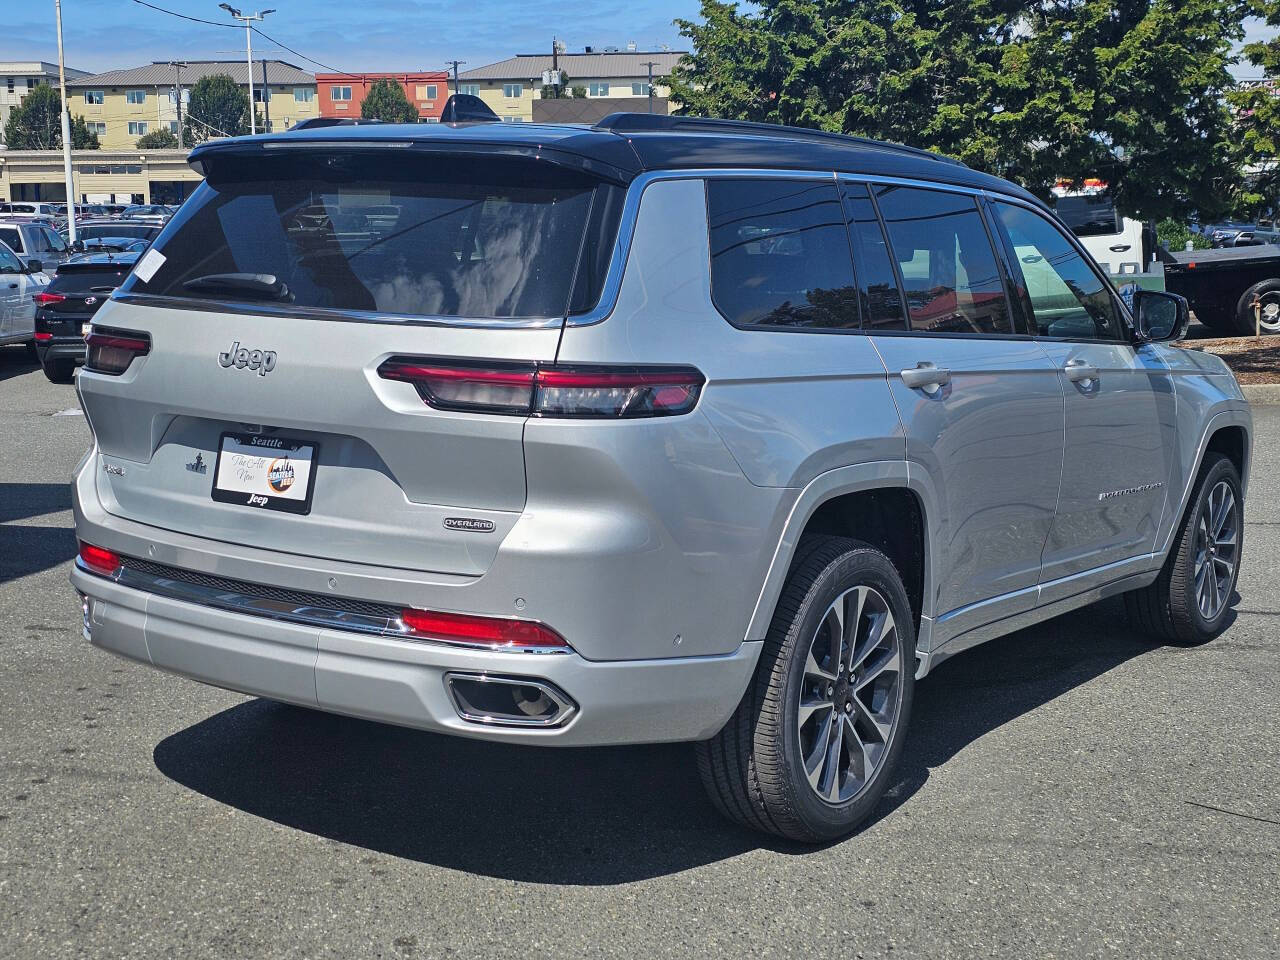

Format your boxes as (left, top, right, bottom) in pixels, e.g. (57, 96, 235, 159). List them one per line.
(63, 220, 162, 251)
(0, 201, 62, 220)
(33, 251, 139, 382)
(0, 220, 73, 270)
(70, 116, 1253, 842)
(119, 204, 173, 224)
(0, 239, 51, 356)
(70, 238, 150, 257)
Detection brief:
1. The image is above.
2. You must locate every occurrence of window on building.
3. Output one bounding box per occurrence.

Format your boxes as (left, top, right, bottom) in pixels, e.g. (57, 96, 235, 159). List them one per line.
(87, 122, 107, 136)
(253, 87, 271, 102)
(331, 86, 351, 101)
(589, 82, 610, 96)
(632, 82, 650, 96)
(28, 77, 39, 89)
(707, 178, 859, 330)
(874, 185, 1013, 336)
(84, 90, 104, 105)
(168, 121, 180, 134)
(126, 89, 146, 104)
(426, 84, 437, 100)
(502, 83, 523, 98)
(128, 121, 149, 136)
(415, 84, 439, 100)
(294, 86, 313, 102)
(6, 78, 14, 93)
(459, 83, 479, 96)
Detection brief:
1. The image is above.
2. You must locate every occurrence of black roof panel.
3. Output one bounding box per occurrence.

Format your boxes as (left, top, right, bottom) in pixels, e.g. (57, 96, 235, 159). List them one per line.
(187, 116, 1042, 205)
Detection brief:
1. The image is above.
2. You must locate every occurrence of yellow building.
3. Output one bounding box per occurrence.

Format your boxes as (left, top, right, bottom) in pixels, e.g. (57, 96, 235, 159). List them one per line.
(66, 60, 318, 149)
(458, 50, 687, 122)
(0, 149, 203, 205)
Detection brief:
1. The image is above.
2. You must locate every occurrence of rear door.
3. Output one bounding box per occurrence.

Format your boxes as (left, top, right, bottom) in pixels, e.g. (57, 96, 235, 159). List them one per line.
(850, 181, 1065, 635)
(988, 199, 1174, 584)
(77, 147, 624, 575)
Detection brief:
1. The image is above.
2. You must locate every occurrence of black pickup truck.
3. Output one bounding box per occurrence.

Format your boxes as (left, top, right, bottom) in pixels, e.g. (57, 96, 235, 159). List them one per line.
(1161, 244, 1280, 336)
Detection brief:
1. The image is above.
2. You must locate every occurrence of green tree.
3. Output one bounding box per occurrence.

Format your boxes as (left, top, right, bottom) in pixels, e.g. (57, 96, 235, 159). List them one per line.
(2, 84, 99, 149)
(135, 128, 180, 149)
(570, 85, 588, 99)
(1228, 0, 1280, 213)
(671, 0, 1249, 221)
(182, 74, 255, 144)
(361, 78, 417, 122)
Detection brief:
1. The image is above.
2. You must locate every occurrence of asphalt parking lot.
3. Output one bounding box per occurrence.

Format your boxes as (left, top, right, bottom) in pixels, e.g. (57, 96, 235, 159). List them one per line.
(1, 346, 1277, 959)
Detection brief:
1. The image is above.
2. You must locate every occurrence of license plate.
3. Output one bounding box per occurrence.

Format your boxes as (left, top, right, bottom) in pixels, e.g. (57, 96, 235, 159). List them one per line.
(212, 432, 318, 515)
(82, 323, 91, 336)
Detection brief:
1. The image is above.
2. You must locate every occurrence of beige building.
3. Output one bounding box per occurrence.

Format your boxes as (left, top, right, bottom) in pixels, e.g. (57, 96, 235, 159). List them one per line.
(66, 60, 318, 149)
(1, 61, 91, 146)
(458, 50, 687, 122)
(0, 149, 202, 205)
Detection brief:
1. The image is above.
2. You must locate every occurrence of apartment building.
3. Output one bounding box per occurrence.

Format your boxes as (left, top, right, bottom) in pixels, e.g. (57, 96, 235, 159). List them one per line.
(457, 49, 687, 122)
(1, 61, 91, 145)
(66, 60, 318, 148)
(315, 72, 452, 121)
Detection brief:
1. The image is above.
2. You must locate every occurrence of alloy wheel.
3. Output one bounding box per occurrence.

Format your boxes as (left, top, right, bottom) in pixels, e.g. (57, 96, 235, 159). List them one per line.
(1259, 293, 1280, 332)
(797, 585, 903, 805)
(1194, 479, 1238, 621)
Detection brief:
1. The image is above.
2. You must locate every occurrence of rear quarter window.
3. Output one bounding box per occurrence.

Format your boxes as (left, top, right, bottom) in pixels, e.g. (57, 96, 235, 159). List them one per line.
(120, 152, 623, 321)
(707, 178, 859, 329)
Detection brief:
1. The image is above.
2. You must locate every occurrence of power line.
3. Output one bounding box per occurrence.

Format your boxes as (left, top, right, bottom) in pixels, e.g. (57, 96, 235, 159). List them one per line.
(128, 0, 239, 30)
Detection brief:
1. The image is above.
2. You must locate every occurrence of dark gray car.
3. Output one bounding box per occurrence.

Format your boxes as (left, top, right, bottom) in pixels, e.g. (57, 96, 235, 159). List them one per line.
(0, 220, 72, 269)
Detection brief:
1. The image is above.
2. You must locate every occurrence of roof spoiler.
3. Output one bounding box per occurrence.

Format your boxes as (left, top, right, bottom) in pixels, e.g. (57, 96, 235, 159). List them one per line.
(289, 117, 386, 130)
(441, 93, 500, 123)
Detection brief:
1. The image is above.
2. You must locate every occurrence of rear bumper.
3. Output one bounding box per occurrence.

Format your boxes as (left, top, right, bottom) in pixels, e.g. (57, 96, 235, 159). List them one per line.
(35, 338, 86, 365)
(72, 563, 760, 746)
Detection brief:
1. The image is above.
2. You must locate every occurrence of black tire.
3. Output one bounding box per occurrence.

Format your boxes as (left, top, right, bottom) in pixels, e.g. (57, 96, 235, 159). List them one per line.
(42, 359, 76, 383)
(1233, 279, 1280, 336)
(1124, 453, 1243, 644)
(697, 535, 916, 842)
(1191, 304, 1233, 335)
(25, 339, 39, 361)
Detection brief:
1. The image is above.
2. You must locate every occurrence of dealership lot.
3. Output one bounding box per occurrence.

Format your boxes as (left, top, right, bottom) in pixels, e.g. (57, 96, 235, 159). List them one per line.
(1, 350, 1277, 959)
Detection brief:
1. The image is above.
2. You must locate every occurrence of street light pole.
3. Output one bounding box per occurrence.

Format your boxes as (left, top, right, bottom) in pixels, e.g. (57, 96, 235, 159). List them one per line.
(54, 0, 76, 242)
(218, 5, 275, 135)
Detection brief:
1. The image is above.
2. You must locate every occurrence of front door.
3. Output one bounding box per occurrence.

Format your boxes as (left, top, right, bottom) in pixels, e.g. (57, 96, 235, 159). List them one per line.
(852, 182, 1066, 635)
(988, 199, 1175, 586)
(0, 244, 25, 339)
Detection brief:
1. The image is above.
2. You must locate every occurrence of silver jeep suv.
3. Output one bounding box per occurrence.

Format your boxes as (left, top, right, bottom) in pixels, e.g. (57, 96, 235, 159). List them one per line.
(71, 115, 1252, 841)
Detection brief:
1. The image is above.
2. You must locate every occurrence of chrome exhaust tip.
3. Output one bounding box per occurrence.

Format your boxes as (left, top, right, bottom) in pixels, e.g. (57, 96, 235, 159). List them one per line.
(444, 672, 577, 728)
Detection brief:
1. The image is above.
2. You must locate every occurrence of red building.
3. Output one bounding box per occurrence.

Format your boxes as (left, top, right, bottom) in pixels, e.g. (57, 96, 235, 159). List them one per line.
(315, 72, 452, 121)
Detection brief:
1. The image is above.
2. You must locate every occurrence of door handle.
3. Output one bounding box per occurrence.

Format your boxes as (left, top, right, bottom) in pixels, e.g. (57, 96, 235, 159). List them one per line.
(1064, 358, 1099, 384)
(6, 282, 17, 289)
(900, 362, 952, 394)
(1109, 244, 1132, 252)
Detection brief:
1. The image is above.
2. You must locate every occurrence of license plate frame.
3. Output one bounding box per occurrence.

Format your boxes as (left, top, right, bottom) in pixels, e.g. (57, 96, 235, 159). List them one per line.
(211, 431, 319, 515)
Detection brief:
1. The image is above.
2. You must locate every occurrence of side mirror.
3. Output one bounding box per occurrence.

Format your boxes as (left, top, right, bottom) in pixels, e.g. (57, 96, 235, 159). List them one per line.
(70, 239, 85, 252)
(1133, 289, 1189, 343)
(26, 259, 43, 274)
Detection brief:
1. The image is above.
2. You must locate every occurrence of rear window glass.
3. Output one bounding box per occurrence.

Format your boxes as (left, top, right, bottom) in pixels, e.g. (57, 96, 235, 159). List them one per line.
(1053, 194, 1122, 237)
(49, 264, 134, 292)
(707, 178, 859, 329)
(79, 224, 158, 240)
(120, 152, 622, 320)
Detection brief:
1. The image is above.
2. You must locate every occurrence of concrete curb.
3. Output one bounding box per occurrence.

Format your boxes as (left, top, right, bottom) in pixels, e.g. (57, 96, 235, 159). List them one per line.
(1242, 383, 1280, 405)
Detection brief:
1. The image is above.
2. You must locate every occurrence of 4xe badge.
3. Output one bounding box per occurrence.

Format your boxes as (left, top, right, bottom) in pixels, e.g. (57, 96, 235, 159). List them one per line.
(218, 340, 277, 376)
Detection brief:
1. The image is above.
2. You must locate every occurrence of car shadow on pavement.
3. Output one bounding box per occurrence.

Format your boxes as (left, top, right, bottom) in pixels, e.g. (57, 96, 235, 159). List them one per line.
(0, 348, 40, 383)
(153, 597, 1165, 883)
(0, 482, 73, 524)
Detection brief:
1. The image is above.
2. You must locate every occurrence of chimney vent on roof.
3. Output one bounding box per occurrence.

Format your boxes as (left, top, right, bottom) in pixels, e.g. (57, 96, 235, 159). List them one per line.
(584, 46, 593, 53)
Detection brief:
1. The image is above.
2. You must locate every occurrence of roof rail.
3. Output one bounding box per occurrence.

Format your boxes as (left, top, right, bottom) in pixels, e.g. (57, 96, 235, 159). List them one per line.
(592, 113, 963, 166)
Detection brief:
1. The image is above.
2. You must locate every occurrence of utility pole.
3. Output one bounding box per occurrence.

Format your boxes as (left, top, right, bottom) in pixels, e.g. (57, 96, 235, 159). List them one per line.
(644, 61, 656, 114)
(261, 58, 270, 130)
(552, 36, 559, 98)
(170, 61, 187, 149)
(218, 5, 275, 135)
(445, 60, 465, 121)
(54, 0, 76, 241)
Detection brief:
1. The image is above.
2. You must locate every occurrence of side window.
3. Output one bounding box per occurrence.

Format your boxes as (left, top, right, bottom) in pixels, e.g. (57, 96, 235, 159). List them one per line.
(874, 185, 1013, 335)
(44, 228, 68, 253)
(0, 227, 22, 253)
(992, 201, 1123, 340)
(0, 245, 21, 274)
(707, 178, 859, 329)
(841, 182, 905, 329)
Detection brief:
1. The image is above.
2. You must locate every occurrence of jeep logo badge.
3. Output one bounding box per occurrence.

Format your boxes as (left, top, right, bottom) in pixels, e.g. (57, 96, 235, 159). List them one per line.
(218, 340, 277, 376)
(443, 517, 495, 533)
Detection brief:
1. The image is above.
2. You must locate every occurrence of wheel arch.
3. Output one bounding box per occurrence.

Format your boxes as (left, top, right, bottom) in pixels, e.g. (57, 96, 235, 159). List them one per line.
(743, 462, 940, 671)
(1157, 408, 1253, 557)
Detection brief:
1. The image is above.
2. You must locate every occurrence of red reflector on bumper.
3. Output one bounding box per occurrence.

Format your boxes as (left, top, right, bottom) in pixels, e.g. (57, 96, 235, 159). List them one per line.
(78, 541, 121, 576)
(400, 608, 568, 650)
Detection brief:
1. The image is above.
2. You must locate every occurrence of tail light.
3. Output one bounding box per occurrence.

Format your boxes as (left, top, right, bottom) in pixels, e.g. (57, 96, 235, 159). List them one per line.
(378, 358, 705, 418)
(34, 291, 66, 306)
(86, 329, 150, 375)
(78, 541, 122, 576)
(34, 331, 53, 341)
(400, 608, 568, 651)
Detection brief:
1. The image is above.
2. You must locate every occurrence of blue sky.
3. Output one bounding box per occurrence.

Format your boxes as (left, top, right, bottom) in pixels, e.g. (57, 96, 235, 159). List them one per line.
(3, 2, 1275, 79)
(5, 0, 695, 75)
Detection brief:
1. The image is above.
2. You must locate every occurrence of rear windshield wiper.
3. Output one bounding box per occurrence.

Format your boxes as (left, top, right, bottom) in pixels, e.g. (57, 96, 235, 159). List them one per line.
(181, 273, 293, 302)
